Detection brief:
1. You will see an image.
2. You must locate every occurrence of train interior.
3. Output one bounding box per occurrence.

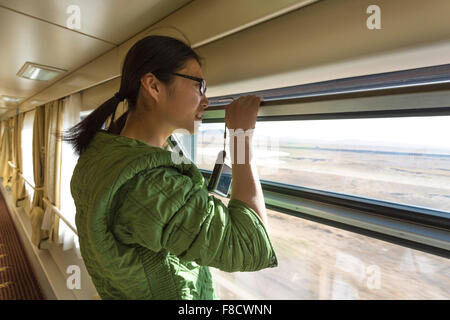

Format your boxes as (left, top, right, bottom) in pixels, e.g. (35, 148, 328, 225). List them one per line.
(0, 0, 449, 300)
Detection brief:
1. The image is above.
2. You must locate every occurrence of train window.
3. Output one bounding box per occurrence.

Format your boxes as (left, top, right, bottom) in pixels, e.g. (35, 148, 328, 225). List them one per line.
(209, 194, 450, 299)
(21, 110, 36, 201)
(173, 130, 196, 163)
(59, 99, 81, 248)
(196, 116, 450, 215)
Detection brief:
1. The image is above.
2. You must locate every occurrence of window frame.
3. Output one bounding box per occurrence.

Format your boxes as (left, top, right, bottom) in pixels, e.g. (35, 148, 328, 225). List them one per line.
(207, 63, 450, 109)
(189, 64, 450, 258)
(199, 168, 449, 258)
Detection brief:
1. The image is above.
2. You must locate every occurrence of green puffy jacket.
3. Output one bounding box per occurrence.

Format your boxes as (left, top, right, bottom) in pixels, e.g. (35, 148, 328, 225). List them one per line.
(71, 130, 278, 299)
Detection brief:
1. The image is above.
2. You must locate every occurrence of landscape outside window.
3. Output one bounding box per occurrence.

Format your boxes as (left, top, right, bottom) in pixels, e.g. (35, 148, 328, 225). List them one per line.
(195, 116, 450, 214)
(210, 194, 450, 299)
(191, 116, 450, 299)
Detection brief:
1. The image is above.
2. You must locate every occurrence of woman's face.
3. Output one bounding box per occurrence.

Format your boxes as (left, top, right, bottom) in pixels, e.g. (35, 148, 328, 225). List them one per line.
(164, 58, 209, 135)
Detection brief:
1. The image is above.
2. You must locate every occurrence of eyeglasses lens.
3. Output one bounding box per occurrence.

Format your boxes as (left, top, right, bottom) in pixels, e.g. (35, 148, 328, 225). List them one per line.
(201, 80, 206, 95)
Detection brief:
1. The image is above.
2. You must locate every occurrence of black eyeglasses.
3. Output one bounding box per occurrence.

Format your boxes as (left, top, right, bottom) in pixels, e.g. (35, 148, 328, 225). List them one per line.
(171, 72, 207, 96)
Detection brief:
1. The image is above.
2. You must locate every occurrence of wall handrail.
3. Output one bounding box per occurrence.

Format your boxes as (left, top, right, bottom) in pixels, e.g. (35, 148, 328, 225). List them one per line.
(7, 161, 78, 236)
(42, 198, 78, 236)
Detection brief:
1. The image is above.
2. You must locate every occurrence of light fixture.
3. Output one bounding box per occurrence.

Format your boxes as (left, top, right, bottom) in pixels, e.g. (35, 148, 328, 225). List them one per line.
(17, 61, 66, 81)
(2, 96, 21, 103)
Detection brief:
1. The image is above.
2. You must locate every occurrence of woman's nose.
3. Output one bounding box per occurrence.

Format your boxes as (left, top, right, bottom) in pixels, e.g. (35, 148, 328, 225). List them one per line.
(201, 95, 209, 109)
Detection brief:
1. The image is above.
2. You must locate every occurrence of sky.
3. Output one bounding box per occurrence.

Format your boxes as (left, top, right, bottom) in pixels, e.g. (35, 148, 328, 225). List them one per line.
(198, 115, 450, 151)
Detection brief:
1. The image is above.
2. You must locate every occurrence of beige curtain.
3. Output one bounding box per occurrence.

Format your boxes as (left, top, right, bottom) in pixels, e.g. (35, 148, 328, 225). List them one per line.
(9, 117, 16, 189)
(0, 120, 11, 185)
(9, 115, 21, 199)
(2, 118, 15, 188)
(0, 121, 3, 176)
(0, 121, 3, 150)
(43, 100, 63, 244)
(13, 113, 29, 209)
(30, 105, 49, 248)
(8, 117, 16, 189)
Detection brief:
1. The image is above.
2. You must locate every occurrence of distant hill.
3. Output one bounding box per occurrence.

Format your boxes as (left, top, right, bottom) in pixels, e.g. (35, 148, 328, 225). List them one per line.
(194, 128, 450, 156)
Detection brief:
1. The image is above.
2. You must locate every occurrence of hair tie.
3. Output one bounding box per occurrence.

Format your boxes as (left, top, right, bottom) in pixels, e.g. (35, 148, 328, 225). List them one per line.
(114, 92, 125, 102)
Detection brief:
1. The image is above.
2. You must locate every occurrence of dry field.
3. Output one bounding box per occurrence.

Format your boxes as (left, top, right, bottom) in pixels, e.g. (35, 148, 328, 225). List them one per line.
(197, 142, 450, 299)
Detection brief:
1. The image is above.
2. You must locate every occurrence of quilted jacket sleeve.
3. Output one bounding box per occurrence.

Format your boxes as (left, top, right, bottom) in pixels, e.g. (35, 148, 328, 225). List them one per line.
(112, 167, 278, 272)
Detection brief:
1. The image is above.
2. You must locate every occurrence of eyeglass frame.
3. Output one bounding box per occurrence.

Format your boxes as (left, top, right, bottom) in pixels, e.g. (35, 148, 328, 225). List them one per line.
(171, 72, 207, 96)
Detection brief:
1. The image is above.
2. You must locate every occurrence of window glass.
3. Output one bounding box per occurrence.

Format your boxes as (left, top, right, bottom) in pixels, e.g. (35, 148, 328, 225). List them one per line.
(21, 110, 36, 201)
(196, 116, 450, 214)
(210, 195, 450, 299)
(173, 130, 195, 163)
(59, 97, 81, 250)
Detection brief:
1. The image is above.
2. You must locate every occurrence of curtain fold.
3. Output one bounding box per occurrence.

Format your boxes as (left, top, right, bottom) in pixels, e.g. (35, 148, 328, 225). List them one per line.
(12, 113, 27, 206)
(44, 99, 63, 244)
(0, 120, 11, 185)
(9, 116, 17, 192)
(0, 121, 3, 150)
(30, 105, 49, 249)
(3, 118, 15, 189)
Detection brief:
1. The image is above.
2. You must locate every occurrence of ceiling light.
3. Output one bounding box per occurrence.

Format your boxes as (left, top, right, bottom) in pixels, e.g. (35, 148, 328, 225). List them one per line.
(17, 61, 66, 81)
(2, 96, 21, 103)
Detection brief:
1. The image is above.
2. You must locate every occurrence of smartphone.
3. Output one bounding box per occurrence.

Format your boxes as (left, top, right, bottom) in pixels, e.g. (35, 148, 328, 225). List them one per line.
(207, 150, 232, 197)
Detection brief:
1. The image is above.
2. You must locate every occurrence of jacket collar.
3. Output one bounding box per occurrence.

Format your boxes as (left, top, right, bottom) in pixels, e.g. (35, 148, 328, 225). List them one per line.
(89, 130, 205, 190)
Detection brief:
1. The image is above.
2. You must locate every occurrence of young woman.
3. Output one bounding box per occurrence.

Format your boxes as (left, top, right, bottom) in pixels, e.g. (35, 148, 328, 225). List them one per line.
(64, 35, 277, 300)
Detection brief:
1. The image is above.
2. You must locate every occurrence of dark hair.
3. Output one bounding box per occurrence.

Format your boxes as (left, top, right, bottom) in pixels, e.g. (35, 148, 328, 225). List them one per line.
(62, 35, 202, 155)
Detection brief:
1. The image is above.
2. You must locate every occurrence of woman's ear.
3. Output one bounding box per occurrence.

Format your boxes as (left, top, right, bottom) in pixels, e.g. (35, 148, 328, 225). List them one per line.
(140, 73, 161, 102)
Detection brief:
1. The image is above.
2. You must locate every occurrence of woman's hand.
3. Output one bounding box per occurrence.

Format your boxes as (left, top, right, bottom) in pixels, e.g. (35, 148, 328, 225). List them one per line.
(225, 95, 263, 130)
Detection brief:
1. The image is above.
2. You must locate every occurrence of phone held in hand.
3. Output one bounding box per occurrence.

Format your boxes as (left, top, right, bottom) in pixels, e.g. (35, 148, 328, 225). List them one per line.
(207, 150, 232, 197)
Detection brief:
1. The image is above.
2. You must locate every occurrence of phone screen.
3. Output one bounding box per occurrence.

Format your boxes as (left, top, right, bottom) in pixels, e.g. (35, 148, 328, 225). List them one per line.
(216, 163, 232, 196)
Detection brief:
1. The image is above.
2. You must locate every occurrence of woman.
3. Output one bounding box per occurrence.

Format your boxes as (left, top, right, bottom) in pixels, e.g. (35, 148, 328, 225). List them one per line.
(64, 35, 277, 300)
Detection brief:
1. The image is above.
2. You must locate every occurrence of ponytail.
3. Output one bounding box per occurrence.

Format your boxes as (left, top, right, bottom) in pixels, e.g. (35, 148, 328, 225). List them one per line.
(62, 35, 201, 156)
